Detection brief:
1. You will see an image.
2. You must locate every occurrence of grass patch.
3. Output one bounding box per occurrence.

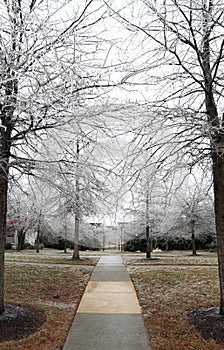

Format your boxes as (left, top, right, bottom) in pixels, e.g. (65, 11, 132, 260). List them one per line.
(5, 249, 99, 266)
(1, 254, 96, 349)
(127, 251, 222, 350)
(124, 250, 218, 266)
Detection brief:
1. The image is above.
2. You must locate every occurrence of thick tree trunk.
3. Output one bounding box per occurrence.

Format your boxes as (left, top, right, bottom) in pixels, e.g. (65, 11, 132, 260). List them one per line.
(203, 86, 224, 314)
(212, 153, 224, 314)
(0, 170, 8, 315)
(201, 10, 224, 312)
(0, 130, 10, 315)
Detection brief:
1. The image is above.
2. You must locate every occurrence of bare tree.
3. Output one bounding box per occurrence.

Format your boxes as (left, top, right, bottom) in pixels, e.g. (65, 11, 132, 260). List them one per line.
(107, 0, 224, 313)
(166, 180, 215, 255)
(33, 115, 118, 258)
(181, 192, 214, 256)
(0, 0, 115, 315)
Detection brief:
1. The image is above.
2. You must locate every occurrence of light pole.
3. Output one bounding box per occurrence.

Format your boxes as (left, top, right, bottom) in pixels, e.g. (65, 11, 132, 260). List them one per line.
(118, 222, 126, 252)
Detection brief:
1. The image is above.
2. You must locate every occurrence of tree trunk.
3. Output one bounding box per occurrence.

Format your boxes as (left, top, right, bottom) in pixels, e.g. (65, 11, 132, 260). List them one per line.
(72, 212, 80, 259)
(120, 226, 123, 252)
(212, 153, 224, 314)
(145, 180, 151, 259)
(35, 232, 40, 253)
(191, 221, 197, 256)
(35, 212, 42, 254)
(0, 126, 11, 314)
(0, 169, 8, 315)
(102, 226, 105, 251)
(63, 221, 67, 253)
(72, 138, 80, 260)
(17, 229, 26, 251)
(145, 224, 151, 259)
(201, 5, 224, 313)
(191, 233, 196, 256)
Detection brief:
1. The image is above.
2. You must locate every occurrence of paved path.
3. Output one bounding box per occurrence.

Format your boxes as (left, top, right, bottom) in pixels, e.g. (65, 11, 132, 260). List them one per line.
(63, 255, 150, 350)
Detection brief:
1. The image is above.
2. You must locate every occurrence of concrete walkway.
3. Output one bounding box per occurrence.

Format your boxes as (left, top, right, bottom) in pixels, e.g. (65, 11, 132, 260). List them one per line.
(63, 255, 150, 350)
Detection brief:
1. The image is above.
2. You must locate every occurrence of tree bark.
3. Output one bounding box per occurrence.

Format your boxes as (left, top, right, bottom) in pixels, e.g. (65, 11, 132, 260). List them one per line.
(200, 1, 224, 313)
(72, 138, 80, 259)
(0, 126, 11, 314)
(212, 153, 224, 314)
(17, 229, 26, 251)
(145, 224, 151, 259)
(35, 211, 42, 254)
(72, 213, 80, 259)
(145, 182, 151, 259)
(0, 169, 8, 315)
(191, 220, 197, 256)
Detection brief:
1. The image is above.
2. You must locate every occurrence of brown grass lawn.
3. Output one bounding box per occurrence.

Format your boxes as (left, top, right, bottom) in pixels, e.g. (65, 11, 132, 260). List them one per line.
(1, 250, 223, 350)
(1, 249, 98, 350)
(126, 251, 222, 350)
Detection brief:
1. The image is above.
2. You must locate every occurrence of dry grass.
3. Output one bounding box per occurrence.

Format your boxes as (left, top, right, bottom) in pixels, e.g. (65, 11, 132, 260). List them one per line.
(1, 250, 98, 350)
(126, 251, 222, 350)
(124, 250, 218, 266)
(2, 249, 222, 350)
(5, 249, 99, 266)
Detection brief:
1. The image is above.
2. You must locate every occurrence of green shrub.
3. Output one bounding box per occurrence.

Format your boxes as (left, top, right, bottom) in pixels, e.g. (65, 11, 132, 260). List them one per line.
(123, 238, 146, 252)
